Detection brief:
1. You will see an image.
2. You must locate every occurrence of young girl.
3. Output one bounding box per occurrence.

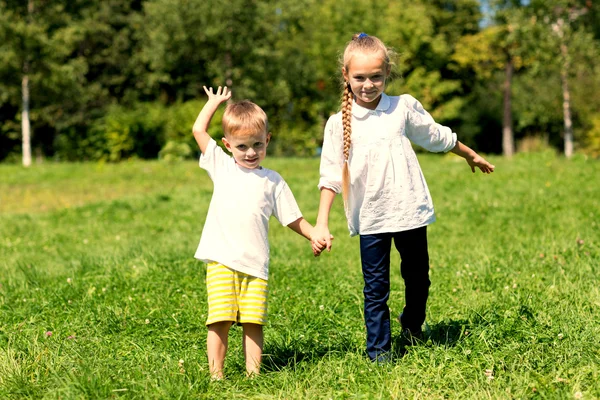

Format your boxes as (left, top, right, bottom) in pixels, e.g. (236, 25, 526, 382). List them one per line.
(311, 33, 495, 362)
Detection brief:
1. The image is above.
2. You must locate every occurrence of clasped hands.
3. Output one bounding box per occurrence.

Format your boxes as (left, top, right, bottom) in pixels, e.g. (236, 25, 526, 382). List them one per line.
(310, 226, 333, 257)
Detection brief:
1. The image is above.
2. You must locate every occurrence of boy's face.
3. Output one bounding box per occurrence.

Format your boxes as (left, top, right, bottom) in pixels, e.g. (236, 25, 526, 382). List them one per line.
(222, 130, 271, 169)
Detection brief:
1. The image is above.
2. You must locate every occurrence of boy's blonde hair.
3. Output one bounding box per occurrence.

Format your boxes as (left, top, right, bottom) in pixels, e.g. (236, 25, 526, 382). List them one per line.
(222, 100, 269, 137)
(339, 33, 395, 204)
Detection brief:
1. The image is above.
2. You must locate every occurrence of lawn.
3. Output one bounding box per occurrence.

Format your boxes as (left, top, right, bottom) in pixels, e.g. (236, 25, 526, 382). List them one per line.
(1, 152, 599, 399)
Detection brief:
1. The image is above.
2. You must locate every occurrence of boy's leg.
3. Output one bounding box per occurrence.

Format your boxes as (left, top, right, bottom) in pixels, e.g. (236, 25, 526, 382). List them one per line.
(359, 233, 392, 361)
(207, 321, 233, 379)
(393, 226, 430, 333)
(242, 323, 263, 376)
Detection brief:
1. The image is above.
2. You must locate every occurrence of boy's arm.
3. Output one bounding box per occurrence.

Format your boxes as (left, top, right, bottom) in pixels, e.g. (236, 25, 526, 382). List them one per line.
(287, 217, 313, 241)
(450, 141, 495, 174)
(192, 86, 232, 154)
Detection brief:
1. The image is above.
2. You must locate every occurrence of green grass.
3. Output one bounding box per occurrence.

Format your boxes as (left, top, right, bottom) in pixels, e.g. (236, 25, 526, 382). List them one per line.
(1, 152, 599, 399)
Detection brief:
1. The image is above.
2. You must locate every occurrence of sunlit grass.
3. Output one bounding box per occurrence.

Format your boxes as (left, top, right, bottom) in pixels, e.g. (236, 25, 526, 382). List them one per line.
(1, 152, 599, 399)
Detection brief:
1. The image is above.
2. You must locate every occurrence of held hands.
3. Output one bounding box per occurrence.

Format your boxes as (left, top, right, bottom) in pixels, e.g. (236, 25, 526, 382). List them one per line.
(310, 226, 334, 257)
(203, 86, 232, 104)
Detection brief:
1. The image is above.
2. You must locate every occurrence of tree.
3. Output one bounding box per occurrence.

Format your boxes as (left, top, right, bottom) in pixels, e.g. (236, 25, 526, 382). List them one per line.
(453, 0, 533, 157)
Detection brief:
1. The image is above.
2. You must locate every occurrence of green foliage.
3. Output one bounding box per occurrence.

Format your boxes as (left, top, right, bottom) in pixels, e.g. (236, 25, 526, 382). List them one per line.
(582, 114, 600, 158)
(1, 0, 600, 160)
(158, 140, 193, 162)
(90, 103, 165, 162)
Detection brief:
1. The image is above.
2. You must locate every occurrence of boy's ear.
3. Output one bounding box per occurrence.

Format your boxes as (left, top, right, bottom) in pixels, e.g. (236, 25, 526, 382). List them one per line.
(266, 133, 271, 145)
(221, 137, 232, 152)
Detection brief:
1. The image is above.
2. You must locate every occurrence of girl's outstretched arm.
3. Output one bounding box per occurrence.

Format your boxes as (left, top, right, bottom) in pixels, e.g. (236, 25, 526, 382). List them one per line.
(312, 188, 337, 254)
(450, 141, 495, 174)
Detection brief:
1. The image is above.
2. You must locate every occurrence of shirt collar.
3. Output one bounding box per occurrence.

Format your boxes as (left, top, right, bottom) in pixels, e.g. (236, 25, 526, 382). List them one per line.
(351, 93, 391, 118)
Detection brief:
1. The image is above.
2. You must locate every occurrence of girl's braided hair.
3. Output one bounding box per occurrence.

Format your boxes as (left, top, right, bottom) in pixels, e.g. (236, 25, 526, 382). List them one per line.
(339, 33, 394, 204)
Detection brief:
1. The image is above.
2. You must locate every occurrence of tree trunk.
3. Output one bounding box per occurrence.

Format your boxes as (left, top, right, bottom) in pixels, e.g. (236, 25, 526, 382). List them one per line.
(22, 72, 32, 167)
(560, 42, 573, 158)
(502, 59, 514, 158)
(22, 0, 34, 167)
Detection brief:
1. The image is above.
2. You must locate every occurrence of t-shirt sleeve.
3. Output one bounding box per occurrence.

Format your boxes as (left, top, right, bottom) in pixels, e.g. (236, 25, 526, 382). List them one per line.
(199, 138, 230, 180)
(272, 180, 303, 226)
(403, 95, 457, 153)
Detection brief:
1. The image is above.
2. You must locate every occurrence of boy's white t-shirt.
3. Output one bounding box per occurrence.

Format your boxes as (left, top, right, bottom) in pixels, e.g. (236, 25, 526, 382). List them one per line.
(318, 93, 457, 236)
(194, 139, 302, 280)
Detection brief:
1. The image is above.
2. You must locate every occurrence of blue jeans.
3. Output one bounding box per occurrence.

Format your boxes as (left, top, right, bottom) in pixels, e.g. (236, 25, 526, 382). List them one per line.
(359, 227, 430, 360)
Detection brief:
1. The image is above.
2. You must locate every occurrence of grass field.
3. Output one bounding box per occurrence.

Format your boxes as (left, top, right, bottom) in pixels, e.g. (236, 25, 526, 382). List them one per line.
(1, 152, 599, 399)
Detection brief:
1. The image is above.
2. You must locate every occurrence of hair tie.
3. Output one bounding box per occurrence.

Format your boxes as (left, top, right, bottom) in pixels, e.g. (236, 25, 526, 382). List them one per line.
(358, 32, 368, 39)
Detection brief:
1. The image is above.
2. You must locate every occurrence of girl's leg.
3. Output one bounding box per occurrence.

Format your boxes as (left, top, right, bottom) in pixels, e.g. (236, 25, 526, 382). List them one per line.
(242, 323, 263, 376)
(207, 321, 233, 379)
(393, 226, 430, 333)
(359, 233, 392, 361)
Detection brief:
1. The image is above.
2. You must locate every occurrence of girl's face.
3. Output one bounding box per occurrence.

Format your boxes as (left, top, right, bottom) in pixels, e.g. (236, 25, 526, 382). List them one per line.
(343, 52, 390, 110)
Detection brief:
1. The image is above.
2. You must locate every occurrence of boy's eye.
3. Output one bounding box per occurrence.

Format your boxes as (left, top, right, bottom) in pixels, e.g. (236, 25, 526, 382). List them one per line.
(254, 143, 264, 148)
(237, 145, 247, 150)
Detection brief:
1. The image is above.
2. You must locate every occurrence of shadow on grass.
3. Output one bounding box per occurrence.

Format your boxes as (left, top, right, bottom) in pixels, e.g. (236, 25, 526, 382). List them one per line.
(391, 319, 470, 358)
(260, 319, 471, 370)
(260, 338, 355, 372)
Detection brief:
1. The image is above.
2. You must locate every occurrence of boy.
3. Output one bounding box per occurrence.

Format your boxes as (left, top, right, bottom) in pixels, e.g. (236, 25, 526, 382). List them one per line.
(192, 86, 324, 379)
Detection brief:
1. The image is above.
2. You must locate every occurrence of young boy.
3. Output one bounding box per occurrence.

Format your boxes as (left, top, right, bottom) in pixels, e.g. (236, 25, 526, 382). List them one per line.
(192, 86, 324, 379)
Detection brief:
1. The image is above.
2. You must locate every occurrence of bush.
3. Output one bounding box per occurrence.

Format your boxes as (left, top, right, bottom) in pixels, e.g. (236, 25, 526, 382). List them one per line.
(158, 140, 192, 162)
(86, 102, 167, 162)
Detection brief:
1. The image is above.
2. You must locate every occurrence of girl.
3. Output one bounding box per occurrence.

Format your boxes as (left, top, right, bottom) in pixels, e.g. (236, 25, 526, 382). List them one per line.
(311, 33, 495, 362)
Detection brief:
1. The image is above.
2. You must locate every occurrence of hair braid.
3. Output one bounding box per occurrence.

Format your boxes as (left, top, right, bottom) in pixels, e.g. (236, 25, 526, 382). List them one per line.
(341, 83, 353, 204)
(338, 32, 395, 206)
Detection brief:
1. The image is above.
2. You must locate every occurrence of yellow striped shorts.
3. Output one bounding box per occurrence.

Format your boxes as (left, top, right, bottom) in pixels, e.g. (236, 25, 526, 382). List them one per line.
(205, 262, 268, 326)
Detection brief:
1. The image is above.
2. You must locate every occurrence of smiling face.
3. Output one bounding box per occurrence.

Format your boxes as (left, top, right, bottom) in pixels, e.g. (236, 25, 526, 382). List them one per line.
(343, 52, 390, 110)
(222, 130, 271, 169)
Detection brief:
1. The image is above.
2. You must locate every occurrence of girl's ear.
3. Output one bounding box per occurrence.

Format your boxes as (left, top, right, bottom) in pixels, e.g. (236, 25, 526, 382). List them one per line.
(342, 67, 349, 82)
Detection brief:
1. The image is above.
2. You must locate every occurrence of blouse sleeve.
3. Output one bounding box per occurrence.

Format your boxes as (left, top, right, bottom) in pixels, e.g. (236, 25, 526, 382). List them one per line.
(317, 115, 343, 193)
(403, 95, 457, 153)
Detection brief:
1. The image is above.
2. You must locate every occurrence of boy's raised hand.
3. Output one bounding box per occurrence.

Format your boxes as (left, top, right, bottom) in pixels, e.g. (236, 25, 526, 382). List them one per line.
(203, 86, 232, 103)
(193, 86, 232, 155)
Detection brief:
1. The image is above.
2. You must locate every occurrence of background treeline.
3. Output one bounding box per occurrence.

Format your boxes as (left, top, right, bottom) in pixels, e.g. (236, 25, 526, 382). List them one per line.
(1, 0, 599, 163)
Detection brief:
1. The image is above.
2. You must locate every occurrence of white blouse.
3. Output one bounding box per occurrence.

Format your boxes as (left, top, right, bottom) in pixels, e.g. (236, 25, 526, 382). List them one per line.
(318, 93, 457, 236)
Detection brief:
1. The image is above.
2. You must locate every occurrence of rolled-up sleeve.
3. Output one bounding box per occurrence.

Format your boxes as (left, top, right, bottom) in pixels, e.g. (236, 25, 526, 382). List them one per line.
(318, 116, 343, 193)
(404, 95, 457, 153)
